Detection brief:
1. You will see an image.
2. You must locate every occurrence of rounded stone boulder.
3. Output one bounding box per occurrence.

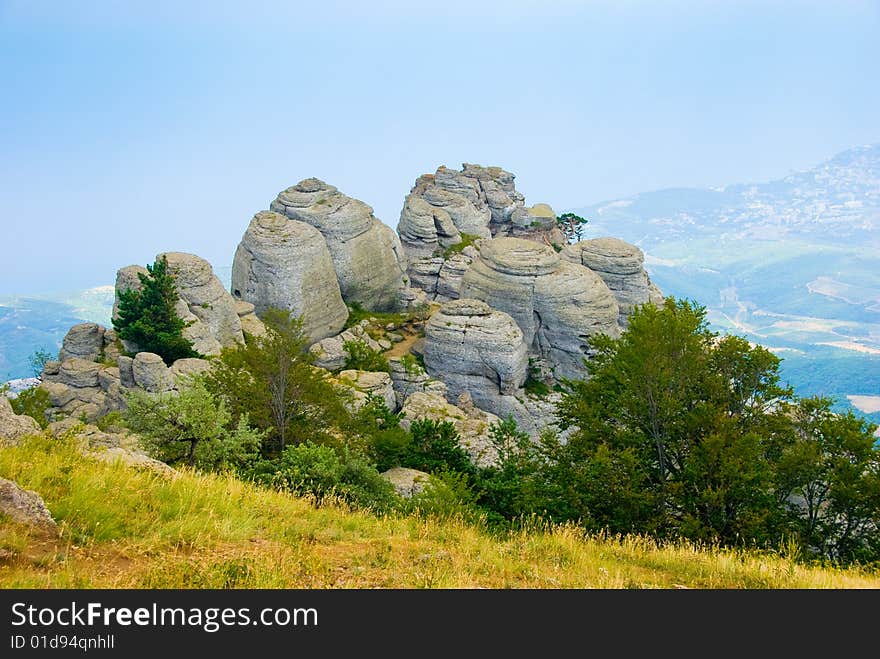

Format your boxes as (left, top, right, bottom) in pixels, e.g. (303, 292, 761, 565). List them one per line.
(232, 210, 348, 342)
(132, 352, 173, 393)
(270, 179, 408, 311)
(58, 323, 106, 362)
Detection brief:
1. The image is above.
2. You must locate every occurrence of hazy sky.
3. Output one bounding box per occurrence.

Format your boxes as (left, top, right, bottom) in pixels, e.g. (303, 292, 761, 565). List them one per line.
(1, 1, 878, 295)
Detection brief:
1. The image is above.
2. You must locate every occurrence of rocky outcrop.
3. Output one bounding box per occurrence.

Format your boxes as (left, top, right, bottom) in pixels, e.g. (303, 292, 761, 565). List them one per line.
(0, 478, 57, 530)
(562, 238, 664, 326)
(423, 298, 528, 397)
(397, 195, 462, 261)
(114, 253, 244, 356)
(233, 300, 266, 338)
(407, 250, 477, 302)
(0, 397, 41, 443)
(270, 178, 408, 311)
(58, 323, 105, 362)
(336, 369, 397, 412)
(459, 238, 619, 381)
(388, 356, 448, 409)
(381, 467, 429, 498)
(231, 210, 347, 342)
(131, 352, 173, 393)
(399, 391, 500, 467)
(309, 322, 384, 372)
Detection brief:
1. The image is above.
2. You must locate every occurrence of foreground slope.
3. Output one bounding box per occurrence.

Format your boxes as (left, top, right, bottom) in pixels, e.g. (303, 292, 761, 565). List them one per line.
(1, 436, 877, 589)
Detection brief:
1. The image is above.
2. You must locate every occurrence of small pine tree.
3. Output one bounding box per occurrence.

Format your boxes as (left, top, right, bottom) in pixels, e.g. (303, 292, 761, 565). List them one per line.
(112, 255, 200, 365)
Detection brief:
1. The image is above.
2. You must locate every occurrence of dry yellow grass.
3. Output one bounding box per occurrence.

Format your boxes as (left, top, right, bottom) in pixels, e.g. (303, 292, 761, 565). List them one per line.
(1, 434, 877, 589)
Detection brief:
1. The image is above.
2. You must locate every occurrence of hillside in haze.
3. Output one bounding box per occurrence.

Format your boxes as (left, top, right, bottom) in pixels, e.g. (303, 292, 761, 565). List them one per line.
(575, 144, 880, 429)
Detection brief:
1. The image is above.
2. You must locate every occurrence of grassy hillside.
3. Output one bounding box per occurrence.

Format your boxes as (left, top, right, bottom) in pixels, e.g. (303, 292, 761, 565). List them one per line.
(1, 436, 877, 589)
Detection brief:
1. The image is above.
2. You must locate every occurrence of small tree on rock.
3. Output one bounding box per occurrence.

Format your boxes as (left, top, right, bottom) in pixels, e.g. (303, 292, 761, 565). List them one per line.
(112, 255, 200, 365)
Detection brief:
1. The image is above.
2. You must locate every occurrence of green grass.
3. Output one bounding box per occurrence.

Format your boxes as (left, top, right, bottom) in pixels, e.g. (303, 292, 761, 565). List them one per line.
(1, 435, 878, 588)
(442, 233, 479, 259)
(343, 303, 428, 331)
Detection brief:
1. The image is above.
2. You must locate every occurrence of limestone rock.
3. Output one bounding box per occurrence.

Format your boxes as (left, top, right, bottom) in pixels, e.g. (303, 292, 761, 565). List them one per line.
(270, 179, 408, 311)
(132, 352, 173, 392)
(336, 369, 397, 412)
(562, 238, 664, 326)
(309, 325, 384, 372)
(460, 237, 619, 380)
(381, 467, 429, 498)
(91, 447, 175, 476)
(388, 356, 448, 408)
(0, 478, 57, 530)
(58, 323, 105, 362)
(423, 298, 528, 397)
(59, 358, 100, 388)
(232, 210, 347, 342)
(397, 195, 461, 261)
(233, 299, 267, 338)
(160, 252, 244, 355)
(117, 355, 135, 388)
(102, 328, 121, 362)
(169, 357, 212, 382)
(0, 397, 41, 443)
(399, 391, 500, 467)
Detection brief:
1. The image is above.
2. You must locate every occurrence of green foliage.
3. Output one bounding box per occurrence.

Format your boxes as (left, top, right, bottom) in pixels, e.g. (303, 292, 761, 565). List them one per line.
(260, 441, 399, 513)
(399, 353, 425, 375)
(442, 233, 479, 259)
(9, 386, 51, 429)
(112, 255, 200, 365)
(123, 375, 263, 472)
(27, 348, 53, 378)
(343, 301, 427, 330)
(343, 340, 390, 373)
(205, 308, 353, 454)
(556, 212, 588, 242)
(354, 394, 411, 472)
(95, 410, 126, 433)
(404, 419, 475, 476)
(406, 470, 482, 522)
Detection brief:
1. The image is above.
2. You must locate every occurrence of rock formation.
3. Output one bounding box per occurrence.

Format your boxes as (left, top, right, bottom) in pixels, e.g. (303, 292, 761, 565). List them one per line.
(562, 238, 664, 326)
(231, 210, 347, 342)
(0, 478, 57, 530)
(459, 238, 619, 381)
(381, 467, 430, 498)
(336, 369, 397, 412)
(270, 178, 408, 311)
(114, 252, 245, 356)
(0, 397, 41, 443)
(309, 321, 384, 372)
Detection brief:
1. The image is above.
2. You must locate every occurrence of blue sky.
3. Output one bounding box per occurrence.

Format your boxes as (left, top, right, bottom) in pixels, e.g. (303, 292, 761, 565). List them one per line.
(1, 0, 878, 295)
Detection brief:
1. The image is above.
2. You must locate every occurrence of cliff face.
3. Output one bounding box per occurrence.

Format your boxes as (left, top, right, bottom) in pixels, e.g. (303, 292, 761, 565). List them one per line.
(28, 163, 662, 451)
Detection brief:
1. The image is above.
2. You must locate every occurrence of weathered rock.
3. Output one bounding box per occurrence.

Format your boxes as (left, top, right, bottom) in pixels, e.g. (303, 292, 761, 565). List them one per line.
(58, 323, 105, 362)
(459, 237, 619, 380)
(423, 298, 528, 397)
(270, 179, 408, 311)
(435, 252, 473, 301)
(336, 370, 397, 412)
(562, 238, 664, 326)
(112, 265, 148, 322)
(397, 195, 462, 261)
(399, 391, 500, 467)
(233, 299, 267, 338)
(117, 356, 135, 388)
(132, 352, 173, 392)
(98, 367, 120, 391)
(381, 467, 429, 498)
(90, 447, 174, 476)
(169, 358, 212, 382)
(232, 210, 347, 342)
(388, 356, 448, 408)
(309, 325, 384, 372)
(0, 397, 41, 443)
(102, 328, 121, 362)
(0, 478, 57, 530)
(40, 381, 76, 408)
(160, 252, 244, 356)
(59, 358, 100, 388)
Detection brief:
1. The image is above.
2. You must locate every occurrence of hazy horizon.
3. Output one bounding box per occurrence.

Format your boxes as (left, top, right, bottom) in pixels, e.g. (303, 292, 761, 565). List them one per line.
(2, 1, 879, 295)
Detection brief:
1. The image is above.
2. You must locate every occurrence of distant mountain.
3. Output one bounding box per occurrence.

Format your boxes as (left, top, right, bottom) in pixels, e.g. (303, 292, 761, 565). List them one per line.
(573, 144, 880, 429)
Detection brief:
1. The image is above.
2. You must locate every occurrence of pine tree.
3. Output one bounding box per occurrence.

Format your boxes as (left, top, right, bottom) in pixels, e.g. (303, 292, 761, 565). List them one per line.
(112, 255, 200, 365)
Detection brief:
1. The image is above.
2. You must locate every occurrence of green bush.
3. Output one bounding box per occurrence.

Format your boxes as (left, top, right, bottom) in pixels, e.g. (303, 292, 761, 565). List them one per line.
(404, 419, 475, 476)
(406, 470, 482, 522)
(9, 386, 51, 429)
(442, 233, 479, 259)
(264, 441, 399, 513)
(343, 340, 390, 373)
(112, 255, 200, 365)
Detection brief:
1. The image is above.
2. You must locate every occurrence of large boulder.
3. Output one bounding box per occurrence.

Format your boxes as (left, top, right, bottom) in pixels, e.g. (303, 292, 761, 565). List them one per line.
(423, 298, 528, 397)
(381, 467, 430, 498)
(0, 397, 41, 443)
(57, 358, 100, 388)
(132, 352, 173, 393)
(562, 238, 664, 326)
(231, 210, 347, 342)
(58, 323, 105, 362)
(270, 178, 408, 311)
(161, 252, 244, 355)
(459, 237, 619, 381)
(388, 356, 448, 409)
(0, 478, 57, 530)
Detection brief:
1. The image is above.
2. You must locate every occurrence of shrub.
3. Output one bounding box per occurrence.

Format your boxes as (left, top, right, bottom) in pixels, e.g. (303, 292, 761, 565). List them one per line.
(112, 255, 200, 365)
(343, 340, 390, 373)
(406, 470, 482, 522)
(28, 348, 53, 377)
(442, 233, 479, 259)
(9, 386, 51, 429)
(265, 441, 399, 512)
(404, 419, 474, 476)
